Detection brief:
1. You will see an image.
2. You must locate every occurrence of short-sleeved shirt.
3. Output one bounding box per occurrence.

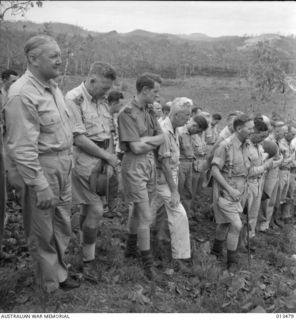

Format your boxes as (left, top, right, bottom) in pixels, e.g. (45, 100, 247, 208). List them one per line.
(278, 138, 292, 170)
(205, 124, 219, 145)
(157, 117, 180, 182)
(4, 69, 73, 191)
(178, 125, 195, 160)
(246, 141, 265, 179)
(65, 82, 112, 141)
(118, 98, 162, 152)
(192, 132, 207, 157)
(290, 137, 296, 168)
(212, 133, 250, 194)
(218, 126, 232, 141)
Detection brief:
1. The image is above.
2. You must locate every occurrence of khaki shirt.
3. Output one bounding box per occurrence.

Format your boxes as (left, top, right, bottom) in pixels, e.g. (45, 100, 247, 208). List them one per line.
(157, 117, 180, 182)
(218, 126, 232, 141)
(178, 125, 195, 160)
(4, 70, 73, 192)
(118, 98, 162, 153)
(192, 132, 207, 157)
(205, 124, 219, 145)
(66, 82, 112, 141)
(246, 141, 265, 179)
(278, 138, 292, 169)
(212, 134, 250, 195)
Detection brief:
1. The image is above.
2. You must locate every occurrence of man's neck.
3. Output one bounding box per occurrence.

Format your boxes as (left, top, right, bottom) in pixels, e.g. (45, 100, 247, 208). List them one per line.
(134, 95, 147, 109)
(28, 66, 51, 86)
(235, 132, 245, 143)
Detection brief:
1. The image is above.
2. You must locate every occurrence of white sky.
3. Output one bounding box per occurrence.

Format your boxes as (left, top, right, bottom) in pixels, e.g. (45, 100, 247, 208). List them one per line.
(5, 1, 296, 37)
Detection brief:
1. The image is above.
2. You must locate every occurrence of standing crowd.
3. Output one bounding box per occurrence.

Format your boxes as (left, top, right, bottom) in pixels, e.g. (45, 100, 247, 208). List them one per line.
(1, 35, 296, 294)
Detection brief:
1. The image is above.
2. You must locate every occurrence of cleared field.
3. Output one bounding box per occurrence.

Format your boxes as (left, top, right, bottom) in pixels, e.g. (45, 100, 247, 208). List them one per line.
(62, 75, 296, 126)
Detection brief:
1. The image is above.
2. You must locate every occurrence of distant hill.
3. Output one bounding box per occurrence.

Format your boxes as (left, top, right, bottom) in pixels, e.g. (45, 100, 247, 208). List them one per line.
(1, 20, 296, 78)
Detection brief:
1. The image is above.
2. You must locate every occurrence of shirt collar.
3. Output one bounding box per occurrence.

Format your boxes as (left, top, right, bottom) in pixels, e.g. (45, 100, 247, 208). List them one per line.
(25, 69, 57, 94)
(232, 133, 243, 148)
(162, 117, 175, 135)
(80, 82, 94, 103)
(131, 97, 148, 110)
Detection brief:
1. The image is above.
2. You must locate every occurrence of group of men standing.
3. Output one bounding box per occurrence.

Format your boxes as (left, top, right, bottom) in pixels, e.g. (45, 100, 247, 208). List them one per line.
(1, 34, 296, 294)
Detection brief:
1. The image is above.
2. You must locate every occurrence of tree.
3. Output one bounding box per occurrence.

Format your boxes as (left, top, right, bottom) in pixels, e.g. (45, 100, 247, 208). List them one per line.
(248, 41, 287, 101)
(0, 1, 42, 21)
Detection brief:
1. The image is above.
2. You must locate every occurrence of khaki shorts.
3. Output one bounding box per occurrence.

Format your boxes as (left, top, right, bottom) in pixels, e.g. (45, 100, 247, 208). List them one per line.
(216, 196, 243, 224)
(121, 151, 156, 203)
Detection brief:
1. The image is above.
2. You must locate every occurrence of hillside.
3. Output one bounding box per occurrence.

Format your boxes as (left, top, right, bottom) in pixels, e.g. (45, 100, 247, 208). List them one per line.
(1, 21, 296, 79)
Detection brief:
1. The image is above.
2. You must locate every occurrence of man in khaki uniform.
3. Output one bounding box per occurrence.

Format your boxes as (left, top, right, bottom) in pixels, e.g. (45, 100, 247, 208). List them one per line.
(4, 35, 79, 292)
(211, 114, 254, 271)
(258, 122, 284, 231)
(65, 62, 119, 282)
(118, 73, 164, 280)
(178, 115, 208, 214)
(151, 98, 196, 273)
(275, 125, 294, 224)
(245, 119, 272, 240)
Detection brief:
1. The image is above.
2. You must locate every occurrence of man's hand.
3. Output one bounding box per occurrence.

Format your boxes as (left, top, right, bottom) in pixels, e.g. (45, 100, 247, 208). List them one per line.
(227, 186, 241, 202)
(264, 158, 274, 170)
(106, 154, 120, 168)
(169, 189, 180, 208)
(36, 186, 55, 210)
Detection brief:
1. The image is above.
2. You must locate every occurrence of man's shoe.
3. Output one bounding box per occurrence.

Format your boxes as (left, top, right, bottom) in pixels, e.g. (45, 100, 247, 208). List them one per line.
(59, 278, 80, 291)
(125, 234, 138, 259)
(211, 239, 224, 260)
(227, 250, 239, 273)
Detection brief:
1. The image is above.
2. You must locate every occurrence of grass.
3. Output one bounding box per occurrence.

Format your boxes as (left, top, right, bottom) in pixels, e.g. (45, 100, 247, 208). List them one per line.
(1, 75, 296, 313)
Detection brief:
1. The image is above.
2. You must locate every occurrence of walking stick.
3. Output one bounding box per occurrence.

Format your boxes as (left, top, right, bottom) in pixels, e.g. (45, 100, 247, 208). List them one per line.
(244, 201, 251, 267)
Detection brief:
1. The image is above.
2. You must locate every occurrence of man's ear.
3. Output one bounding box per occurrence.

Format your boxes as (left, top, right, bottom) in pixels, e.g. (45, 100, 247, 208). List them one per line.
(28, 53, 39, 67)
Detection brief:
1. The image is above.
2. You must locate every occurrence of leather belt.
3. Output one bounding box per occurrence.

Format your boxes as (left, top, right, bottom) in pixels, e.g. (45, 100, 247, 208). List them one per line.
(39, 149, 72, 157)
(280, 167, 290, 171)
(180, 158, 194, 162)
(92, 139, 110, 150)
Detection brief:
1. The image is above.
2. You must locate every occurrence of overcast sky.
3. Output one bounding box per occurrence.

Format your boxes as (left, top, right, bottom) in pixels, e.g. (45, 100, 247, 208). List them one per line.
(5, 1, 296, 37)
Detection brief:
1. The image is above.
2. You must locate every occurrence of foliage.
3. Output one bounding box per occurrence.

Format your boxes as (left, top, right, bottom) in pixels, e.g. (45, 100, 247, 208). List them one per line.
(247, 41, 289, 101)
(0, 1, 43, 21)
(1, 20, 296, 79)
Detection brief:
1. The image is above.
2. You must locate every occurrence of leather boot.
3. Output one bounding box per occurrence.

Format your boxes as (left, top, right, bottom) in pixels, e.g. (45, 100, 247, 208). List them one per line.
(141, 250, 154, 280)
(227, 249, 239, 272)
(211, 239, 224, 260)
(150, 229, 160, 260)
(125, 234, 138, 258)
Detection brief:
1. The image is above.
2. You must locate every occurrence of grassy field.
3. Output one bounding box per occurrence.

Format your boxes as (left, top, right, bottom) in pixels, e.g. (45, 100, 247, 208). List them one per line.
(61, 74, 296, 127)
(1, 75, 296, 313)
(2, 192, 296, 313)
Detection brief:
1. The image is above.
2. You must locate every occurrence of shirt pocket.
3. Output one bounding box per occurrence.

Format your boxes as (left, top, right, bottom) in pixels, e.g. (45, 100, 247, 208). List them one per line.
(39, 109, 61, 133)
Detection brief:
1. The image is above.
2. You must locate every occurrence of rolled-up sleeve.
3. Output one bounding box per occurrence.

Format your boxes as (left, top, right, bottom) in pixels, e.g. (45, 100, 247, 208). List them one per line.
(5, 95, 49, 192)
(211, 144, 226, 170)
(118, 112, 140, 142)
(158, 132, 171, 160)
(65, 99, 87, 136)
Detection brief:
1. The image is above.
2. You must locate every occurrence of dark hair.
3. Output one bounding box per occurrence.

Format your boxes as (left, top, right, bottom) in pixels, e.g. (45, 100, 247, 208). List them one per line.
(162, 104, 171, 113)
(193, 115, 209, 131)
(107, 90, 124, 104)
(233, 114, 252, 131)
(212, 113, 222, 121)
(1, 69, 18, 81)
(89, 61, 116, 80)
(136, 73, 162, 93)
(254, 119, 268, 132)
